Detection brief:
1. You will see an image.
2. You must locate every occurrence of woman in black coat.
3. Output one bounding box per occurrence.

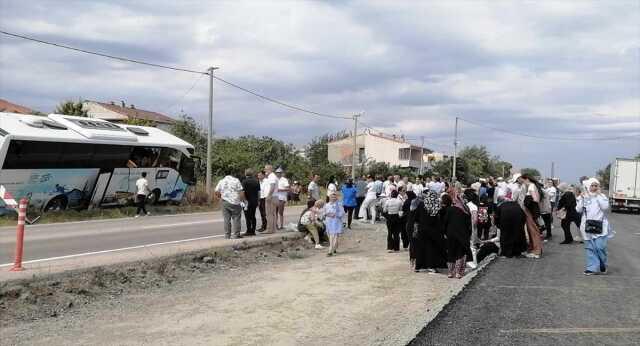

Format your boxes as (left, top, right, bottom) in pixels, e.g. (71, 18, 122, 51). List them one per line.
(442, 190, 472, 279)
(556, 183, 580, 244)
(413, 190, 447, 272)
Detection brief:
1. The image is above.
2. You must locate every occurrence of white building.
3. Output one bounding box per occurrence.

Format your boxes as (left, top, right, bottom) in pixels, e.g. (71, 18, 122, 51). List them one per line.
(327, 130, 446, 172)
(83, 100, 176, 131)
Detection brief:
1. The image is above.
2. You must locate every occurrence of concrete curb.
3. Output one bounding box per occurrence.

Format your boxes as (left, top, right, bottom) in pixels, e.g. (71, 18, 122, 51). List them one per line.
(0, 231, 304, 283)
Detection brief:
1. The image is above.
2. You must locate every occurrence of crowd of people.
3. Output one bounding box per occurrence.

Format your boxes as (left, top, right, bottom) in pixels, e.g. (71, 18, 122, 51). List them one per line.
(213, 167, 614, 275)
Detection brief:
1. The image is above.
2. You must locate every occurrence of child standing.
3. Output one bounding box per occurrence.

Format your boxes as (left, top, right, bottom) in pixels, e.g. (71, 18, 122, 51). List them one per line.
(324, 192, 345, 256)
(477, 195, 494, 241)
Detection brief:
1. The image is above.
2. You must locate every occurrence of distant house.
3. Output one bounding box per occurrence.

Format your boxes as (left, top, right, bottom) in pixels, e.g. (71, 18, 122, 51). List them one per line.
(0, 99, 36, 114)
(327, 130, 447, 173)
(83, 100, 176, 131)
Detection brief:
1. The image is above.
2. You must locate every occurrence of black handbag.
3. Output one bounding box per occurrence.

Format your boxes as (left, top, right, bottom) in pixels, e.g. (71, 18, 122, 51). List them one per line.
(582, 200, 603, 234)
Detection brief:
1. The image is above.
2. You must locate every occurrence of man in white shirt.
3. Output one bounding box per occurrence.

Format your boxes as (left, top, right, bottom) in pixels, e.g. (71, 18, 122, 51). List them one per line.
(429, 176, 445, 194)
(307, 174, 321, 202)
(359, 175, 378, 224)
(264, 164, 279, 234)
(135, 172, 150, 217)
(275, 167, 289, 230)
(412, 177, 424, 197)
(215, 172, 245, 239)
(257, 171, 269, 232)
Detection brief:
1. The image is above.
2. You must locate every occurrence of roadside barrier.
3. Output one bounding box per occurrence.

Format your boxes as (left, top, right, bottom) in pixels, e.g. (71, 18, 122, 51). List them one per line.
(10, 198, 28, 272)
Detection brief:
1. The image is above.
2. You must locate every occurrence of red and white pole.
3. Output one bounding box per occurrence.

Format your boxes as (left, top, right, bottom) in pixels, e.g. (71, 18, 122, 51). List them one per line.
(10, 198, 28, 272)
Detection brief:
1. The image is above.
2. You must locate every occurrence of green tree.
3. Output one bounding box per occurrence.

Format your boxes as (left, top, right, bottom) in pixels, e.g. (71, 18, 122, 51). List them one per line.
(124, 118, 154, 126)
(171, 114, 207, 179)
(520, 167, 541, 178)
(55, 100, 87, 116)
(596, 163, 611, 188)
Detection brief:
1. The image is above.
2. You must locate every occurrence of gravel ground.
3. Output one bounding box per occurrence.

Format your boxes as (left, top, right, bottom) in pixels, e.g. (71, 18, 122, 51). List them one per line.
(1, 221, 474, 346)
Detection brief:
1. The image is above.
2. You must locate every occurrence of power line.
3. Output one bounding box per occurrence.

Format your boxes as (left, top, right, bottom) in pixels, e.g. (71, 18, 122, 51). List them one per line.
(0, 30, 207, 75)
(459, 117, 640, 141)
(212, 76, 352, 120)
(162, 74, 206, 114)
(0, 29, 352, 120)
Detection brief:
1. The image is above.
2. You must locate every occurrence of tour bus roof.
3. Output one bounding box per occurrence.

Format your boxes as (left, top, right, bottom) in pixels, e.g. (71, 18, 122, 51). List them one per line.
(0, 112, 194, 155)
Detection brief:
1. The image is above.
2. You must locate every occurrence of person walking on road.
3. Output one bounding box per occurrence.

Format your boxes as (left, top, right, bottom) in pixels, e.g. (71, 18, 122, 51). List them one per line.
(257, 171, 268, 232)
(358, 175, 378, 224)
(354, 175, 367, 219)
(241, 168, 260, 236)
(215, 173, 245, 239)
(307, 174, 321, 204)
(577, 178, 614, 275)
(341, 178, 357, 229)
(275, 167, 290, 230)
(135, 172, 150, 217)
(556, 182, 580, 244)
(324, 192, 345, 256)
(264, 165, 279, 234)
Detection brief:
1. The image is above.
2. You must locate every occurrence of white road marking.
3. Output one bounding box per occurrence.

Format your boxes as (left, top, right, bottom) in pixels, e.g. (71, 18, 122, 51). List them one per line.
(500, 327, 640, 334)
(0, 234, 226, 267)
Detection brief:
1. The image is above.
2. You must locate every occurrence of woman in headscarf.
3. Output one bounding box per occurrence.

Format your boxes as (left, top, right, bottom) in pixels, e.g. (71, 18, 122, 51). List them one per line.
(576, 178, 614, 275)
(412, 190, 447, 273)
(556, 182, 580, 244)
(443, 186, 472, 278)
(402, 190, 417, 252)
(494, 193, 528, 257)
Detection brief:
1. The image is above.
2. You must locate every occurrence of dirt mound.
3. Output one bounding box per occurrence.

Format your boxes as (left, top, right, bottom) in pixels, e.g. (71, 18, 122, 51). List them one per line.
(0, 235, 310, 326)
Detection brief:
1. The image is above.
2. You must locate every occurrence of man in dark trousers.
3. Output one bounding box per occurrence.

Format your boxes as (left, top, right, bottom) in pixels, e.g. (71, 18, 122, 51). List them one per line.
(242, 168, 261, 236)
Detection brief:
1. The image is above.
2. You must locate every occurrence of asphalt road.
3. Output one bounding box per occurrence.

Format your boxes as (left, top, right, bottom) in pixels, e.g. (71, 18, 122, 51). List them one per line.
(409, 212, 640, 346)
(0, 207, 303, 266)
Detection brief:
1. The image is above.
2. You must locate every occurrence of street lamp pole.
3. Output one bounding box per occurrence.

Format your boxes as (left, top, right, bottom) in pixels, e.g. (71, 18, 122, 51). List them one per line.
(206, 66, 219, 202)
(452, 117, 459, 182)
(351, 113, 361, 179)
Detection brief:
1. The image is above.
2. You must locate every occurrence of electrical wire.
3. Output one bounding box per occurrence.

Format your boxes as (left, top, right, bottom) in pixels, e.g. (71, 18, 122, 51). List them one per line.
(162, 74, 206, 114)
(0, 29, 353, 120)
(459, 117, 640, 141)
(212, 75, 352, 119)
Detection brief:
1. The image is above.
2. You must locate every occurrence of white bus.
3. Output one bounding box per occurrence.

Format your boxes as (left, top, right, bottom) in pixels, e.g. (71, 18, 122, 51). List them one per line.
(0, 112, 197, 212)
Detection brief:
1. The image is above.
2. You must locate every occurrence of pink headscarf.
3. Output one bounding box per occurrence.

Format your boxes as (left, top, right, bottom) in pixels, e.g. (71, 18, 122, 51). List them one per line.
(447, 186, 470, 215)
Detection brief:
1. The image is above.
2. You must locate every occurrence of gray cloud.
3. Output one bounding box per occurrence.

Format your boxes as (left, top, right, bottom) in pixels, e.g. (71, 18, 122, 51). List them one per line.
(0, 0, 639, 181)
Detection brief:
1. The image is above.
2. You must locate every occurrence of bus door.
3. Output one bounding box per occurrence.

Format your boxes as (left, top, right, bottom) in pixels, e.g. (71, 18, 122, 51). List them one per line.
(89, 172, 112, 209)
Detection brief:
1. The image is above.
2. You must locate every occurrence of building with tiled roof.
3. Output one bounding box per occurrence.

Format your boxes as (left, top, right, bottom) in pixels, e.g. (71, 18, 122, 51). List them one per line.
(83, 100, 175, 131)
(0, 98, 36, 114)
(328, 129, 447, 173)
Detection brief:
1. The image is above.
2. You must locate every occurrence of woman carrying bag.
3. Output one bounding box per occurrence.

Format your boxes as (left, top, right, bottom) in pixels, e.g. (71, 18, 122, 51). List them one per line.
(576, 178, 614, 275)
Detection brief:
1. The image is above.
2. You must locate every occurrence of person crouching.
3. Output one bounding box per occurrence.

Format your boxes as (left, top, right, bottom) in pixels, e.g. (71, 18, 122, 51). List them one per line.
(298, 200, 326, 249)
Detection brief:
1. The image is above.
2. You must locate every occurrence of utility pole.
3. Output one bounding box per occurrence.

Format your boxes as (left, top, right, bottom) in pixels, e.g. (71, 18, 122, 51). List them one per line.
(420, 136, 425, 175)
(351, 113, 361, 179)
(206, 66, 219, 202)
(551, 161, 555, 179)
(452, 117, 459, 182)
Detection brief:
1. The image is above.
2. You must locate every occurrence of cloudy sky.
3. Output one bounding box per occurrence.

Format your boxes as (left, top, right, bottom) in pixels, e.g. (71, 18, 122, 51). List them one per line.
(1, 0, 639, 181)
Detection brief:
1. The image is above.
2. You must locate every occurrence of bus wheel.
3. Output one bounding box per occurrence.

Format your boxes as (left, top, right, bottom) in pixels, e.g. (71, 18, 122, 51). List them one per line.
(148, 189, 161, 205)
(45, 196, 68, 212)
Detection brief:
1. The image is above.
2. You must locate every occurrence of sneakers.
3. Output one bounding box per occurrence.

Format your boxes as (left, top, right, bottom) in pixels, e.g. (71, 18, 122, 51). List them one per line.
(525, 253, 540, 259)
(560, 240, 573, 244)
(584, 270, 595, 276)
(146, 212, 151, 216)
(134, 215, 140, 218)
(315, 244, 324, 249)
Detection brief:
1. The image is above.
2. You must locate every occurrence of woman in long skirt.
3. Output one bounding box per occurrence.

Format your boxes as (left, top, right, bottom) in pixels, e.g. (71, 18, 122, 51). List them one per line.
(413, 190, 447, 272)
(444, 187, 472, 279)
(324, 192, 345, 256)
